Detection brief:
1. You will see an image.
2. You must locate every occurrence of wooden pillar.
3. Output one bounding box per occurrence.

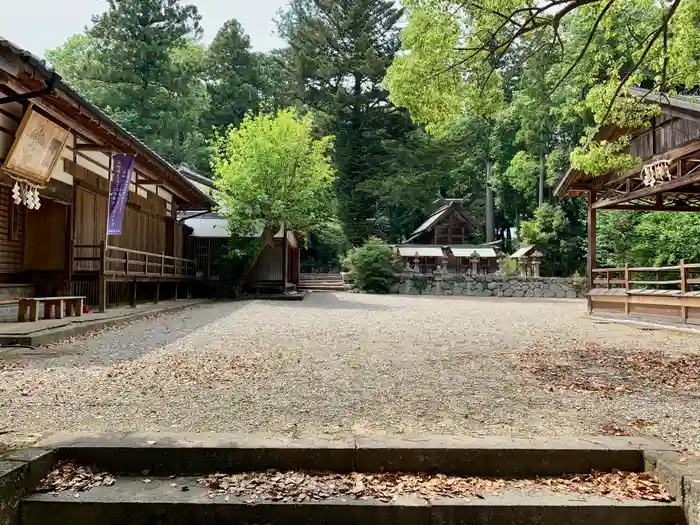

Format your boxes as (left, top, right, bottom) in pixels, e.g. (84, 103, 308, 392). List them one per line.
(98, 240, 107, 313)
(154, 281, 160, 304)
(174, 282, 178, 301)
(130, 280, 137, 308)
(282, 223, 288, 289)
(624, 263, 630, 315)
(680, 259, 687, 323)
(587, 190, 597, 314)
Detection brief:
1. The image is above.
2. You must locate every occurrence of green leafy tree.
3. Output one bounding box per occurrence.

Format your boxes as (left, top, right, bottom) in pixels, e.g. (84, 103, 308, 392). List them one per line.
(344, 239, 401, 293)
(212, 109, 336, 284)
(387, 0, 700, 174)
(519, 203, 586, 276)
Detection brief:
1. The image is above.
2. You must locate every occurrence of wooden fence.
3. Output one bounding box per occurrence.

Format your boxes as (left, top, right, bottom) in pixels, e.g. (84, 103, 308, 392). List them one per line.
(589, 260, 700, 323)
(70, 240, 194, 311)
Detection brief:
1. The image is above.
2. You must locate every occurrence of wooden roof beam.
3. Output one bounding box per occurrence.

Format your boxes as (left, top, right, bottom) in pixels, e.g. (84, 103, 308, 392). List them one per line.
(594, 138, 700, 191)
(593, 162, 700, 209)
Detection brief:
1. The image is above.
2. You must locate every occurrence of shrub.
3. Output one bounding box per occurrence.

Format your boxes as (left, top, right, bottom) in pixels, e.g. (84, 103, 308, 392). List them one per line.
(344, 239, 401, 293)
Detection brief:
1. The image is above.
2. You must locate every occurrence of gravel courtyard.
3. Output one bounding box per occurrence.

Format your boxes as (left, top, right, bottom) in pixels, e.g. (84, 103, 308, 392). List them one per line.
(2, 293, 700, 451)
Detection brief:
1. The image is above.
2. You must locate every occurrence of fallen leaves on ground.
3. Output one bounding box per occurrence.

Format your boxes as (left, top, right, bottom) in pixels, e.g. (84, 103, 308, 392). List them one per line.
(600, 422, 634, 436)
(36, 461, 115, 493)
(197, 469, 672, 503)
(104, 349, 278, 389)
(521, 470, 673, 502)
(198, 471, 504, 502)
(520, 342, 700, 394)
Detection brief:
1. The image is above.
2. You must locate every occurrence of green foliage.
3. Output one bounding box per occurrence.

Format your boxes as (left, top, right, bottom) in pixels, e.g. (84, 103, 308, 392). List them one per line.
(203, 19, 265, 133)
(519, 203, 586, 276)
(302, 220, 348, 272)
(387, 0, 700, 181)
(501, 258, 519, 277)
(344, 239, 401, 293)
(570, 137, 638, 176)
(410, 275, 432, 294)
(213, 110, 336, 239)
(597, 212, 700, 267)
(504, 151, 539, 204)
(278, 0, 415, 245)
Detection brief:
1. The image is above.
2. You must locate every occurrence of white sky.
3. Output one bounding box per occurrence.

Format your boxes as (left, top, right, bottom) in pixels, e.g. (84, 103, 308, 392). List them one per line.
(0, 0, 288, 57)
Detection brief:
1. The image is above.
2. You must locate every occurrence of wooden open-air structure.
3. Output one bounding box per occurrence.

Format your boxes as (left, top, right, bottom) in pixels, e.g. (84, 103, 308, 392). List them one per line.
(555, 88, 700, 324)
(0, 38, 214, 314)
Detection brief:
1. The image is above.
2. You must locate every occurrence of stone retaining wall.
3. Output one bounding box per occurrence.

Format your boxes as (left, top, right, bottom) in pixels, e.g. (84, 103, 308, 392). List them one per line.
(394, 274, 586, 298)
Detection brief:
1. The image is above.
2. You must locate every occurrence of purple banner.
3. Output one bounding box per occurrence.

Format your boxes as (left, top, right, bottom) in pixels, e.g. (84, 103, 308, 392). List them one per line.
(107, 154, 135, 235)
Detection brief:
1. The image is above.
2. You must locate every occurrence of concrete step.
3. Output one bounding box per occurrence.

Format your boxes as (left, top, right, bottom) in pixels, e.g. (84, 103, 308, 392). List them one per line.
(298, 284, 346, 290)
(8, 433, 690, 525)
(37, 433, 674, 477)
(20, 475, 684, 525)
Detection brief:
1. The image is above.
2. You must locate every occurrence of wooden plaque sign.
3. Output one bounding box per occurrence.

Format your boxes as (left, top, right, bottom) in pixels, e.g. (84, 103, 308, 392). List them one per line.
(3, 106, 70, 185)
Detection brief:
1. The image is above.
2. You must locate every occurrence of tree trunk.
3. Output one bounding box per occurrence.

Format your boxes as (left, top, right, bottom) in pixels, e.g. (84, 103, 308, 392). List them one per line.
(539, 149, 546, 206)
(234, 225, 276, 296)
(485, 159, 494, 242)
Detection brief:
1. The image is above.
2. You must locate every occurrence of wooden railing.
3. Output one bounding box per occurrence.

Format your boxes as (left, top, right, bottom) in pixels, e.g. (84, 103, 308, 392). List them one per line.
(590, 260, 700, 323)
(592, 260, 700, 292)
(71, 240, 194, 279)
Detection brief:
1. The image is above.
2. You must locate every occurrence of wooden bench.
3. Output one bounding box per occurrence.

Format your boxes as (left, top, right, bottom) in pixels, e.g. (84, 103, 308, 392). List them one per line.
(17, 296, 86, 322)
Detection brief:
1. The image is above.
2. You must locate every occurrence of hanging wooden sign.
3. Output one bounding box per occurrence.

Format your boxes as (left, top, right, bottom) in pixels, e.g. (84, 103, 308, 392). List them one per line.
(3, 106, 70, 186)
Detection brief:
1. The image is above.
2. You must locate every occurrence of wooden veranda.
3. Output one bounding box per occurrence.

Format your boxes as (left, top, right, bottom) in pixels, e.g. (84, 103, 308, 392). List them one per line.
(555, 89, 700, 325)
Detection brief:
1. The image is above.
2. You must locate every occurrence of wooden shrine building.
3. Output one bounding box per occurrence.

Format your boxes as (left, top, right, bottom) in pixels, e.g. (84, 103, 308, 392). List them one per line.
(0, 38, 214, 311)
(555, 88, 700, 324)
(178, 168, 301, 294)
(395, 199, 501, 274)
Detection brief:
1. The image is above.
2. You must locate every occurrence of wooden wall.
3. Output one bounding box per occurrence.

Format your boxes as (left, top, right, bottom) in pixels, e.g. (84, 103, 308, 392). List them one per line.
(434, 212, 469, 245)
(24, 200, 67, 271)
(67, 159, 168, 255)
(630, 112, 700, 160)
(0, 186, 24, 273)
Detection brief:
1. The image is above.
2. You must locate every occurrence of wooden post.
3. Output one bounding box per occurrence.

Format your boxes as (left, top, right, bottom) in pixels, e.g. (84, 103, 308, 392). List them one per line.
(587, 190, 597, 314)
(624, 263, 630, 316)
(282, 223, 288, 290)
(125, 250, 129, 276)
(154, 282, 160, 304)
(680, 259, 688, 323)
(130, 280, 137, 308)
(174, 282, 178, 301)
(606, 269, 611, 289)
(68, 238, 75, 295)
(160, 251, 165, 276)
(98, 240, 107, 313)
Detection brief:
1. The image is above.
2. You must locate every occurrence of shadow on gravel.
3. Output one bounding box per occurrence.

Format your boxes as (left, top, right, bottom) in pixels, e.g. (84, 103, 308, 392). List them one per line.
(292, 293, 396, 312)
(0, 301, 248, 365)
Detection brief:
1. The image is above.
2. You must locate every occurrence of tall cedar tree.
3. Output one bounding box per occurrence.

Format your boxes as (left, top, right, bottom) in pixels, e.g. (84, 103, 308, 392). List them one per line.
(204, 20, 264, 133)
(88, 0, 204, 165)
(278, 0, 414, 245)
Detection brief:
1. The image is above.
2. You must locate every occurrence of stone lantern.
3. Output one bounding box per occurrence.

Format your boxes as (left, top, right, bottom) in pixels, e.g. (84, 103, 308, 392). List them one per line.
(531, 250, 543, 277)
(497, 252, 506, 275)
(470, 250, 481, 276)
(519, 256, 530, 277)
(412, 252, 420, 273)
(440, 253, 450, 275)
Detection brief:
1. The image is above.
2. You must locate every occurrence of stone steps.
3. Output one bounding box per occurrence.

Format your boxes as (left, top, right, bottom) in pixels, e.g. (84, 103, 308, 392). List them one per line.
(21, 476, 683, 525)
(5, 433, 692, 525)
(299, 273, 345, 291)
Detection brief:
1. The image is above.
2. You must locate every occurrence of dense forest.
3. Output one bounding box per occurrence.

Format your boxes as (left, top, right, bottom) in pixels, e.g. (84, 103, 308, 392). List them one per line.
(45, 0, 700, 276)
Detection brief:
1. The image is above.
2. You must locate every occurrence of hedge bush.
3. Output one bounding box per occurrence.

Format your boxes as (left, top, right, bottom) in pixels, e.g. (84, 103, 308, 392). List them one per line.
(344, 239, 401, 293)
